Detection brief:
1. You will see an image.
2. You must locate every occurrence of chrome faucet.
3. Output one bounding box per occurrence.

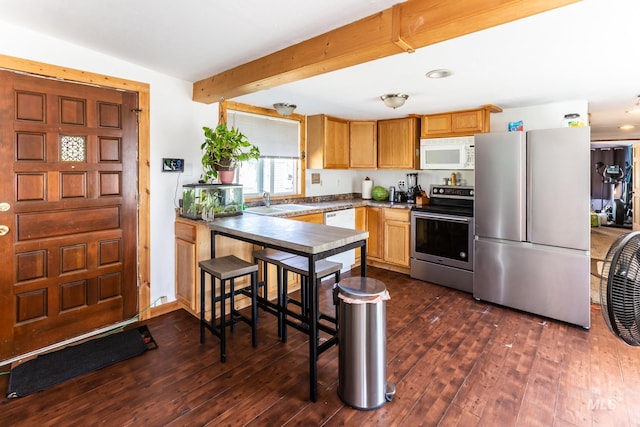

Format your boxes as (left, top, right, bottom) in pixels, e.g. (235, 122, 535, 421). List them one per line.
(263, 191, 270, 207)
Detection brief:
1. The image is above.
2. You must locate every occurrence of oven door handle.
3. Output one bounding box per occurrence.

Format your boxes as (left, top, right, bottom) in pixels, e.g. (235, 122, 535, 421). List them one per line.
(416, 214, 471, 223)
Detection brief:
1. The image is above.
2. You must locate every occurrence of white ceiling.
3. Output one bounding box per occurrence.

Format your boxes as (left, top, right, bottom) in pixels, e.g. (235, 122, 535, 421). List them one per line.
(1, 0, 639, 141)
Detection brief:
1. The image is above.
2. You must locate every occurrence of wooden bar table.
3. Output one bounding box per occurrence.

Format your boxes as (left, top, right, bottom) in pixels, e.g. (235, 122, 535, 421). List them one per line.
(207, 214, 368, 402)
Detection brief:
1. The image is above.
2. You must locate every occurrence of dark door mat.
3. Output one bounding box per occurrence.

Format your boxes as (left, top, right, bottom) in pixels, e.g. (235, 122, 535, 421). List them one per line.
(7, 326, 156, 398)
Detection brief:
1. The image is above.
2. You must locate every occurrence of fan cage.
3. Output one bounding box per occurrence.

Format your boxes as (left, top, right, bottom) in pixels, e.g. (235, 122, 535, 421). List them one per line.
(600, 231, 640, 346)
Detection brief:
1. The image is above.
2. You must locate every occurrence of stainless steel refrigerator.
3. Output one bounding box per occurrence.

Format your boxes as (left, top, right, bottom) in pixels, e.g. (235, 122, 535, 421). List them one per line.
(473, 127, 591, 328)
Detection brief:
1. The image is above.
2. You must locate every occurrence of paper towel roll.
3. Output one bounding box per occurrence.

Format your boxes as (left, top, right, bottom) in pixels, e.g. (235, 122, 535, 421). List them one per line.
(362, 180, 373, 199)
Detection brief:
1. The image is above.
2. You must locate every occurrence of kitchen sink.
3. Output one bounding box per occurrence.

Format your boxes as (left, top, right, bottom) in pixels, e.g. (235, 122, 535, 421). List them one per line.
(244, 206, 284, 215)
(244, 204, 316, 216)
(272, 204, 315, 212)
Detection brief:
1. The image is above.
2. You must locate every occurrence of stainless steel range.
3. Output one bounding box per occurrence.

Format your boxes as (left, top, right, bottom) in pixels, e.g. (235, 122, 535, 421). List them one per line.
(410, 185, 474, 293)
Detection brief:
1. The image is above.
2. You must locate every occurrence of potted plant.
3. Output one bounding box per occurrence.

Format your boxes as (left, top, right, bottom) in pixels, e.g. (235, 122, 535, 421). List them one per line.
(201, 123, 260, 184)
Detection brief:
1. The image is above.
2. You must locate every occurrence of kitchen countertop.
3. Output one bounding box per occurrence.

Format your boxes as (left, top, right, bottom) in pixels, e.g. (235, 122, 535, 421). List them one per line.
(245, 198, 413, 218)
(208, 214, 369, 254)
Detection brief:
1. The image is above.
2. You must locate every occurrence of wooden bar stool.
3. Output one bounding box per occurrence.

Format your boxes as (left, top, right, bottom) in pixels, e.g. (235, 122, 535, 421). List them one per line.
(252, 248, 296, 337)
(199, 255, 259, 363)
(280, 256, 342, 343)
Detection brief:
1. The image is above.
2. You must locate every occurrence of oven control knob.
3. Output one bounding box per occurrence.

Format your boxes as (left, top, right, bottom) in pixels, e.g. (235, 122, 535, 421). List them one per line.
(470, 190, 474, 196)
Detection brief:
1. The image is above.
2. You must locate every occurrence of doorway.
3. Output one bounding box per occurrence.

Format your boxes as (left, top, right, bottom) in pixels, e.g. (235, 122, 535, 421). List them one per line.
(590, 144, 632, 228)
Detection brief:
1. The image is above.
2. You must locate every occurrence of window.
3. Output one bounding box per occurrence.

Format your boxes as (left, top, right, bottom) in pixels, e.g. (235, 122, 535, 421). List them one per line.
(224, 103, 304, 198)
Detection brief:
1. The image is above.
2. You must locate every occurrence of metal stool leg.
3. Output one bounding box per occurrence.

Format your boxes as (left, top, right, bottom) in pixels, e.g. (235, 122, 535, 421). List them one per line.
(200, 268, 206, 344)
(301, 276, 308, 317)
(229, 278, 236, 333)
(213, 274, 217, 333)
(277, 265, 287, 337)
(220, 277, 226, 363)
(251, 270, 258, 347)
(282, 273, 289, 343)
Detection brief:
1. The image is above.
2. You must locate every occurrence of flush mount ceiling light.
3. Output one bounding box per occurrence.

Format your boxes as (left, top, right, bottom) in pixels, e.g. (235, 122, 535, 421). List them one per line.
(273, 103, 296, 116)
(426, 68, 453, 79)
(620, 124, 635, 130)
(627, 95, 640, 114)
(380, 93, 409, 109)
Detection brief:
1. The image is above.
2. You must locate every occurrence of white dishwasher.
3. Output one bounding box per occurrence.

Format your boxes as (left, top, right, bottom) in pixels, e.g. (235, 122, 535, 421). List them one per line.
(324, 208, 356, 273)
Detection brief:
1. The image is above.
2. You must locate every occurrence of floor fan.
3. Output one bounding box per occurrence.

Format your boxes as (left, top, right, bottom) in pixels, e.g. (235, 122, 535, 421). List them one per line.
(600, 231, 640, 345)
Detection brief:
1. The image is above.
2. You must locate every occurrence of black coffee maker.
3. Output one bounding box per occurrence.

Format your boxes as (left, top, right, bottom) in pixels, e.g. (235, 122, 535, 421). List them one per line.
(406, 173, 419, 203)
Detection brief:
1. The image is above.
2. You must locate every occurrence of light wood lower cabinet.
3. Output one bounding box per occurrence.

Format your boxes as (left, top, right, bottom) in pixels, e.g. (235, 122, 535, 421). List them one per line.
(175, 217, 254, 318)
(354, 206, 366, 266)
(382, 209, 410, 267)
(366, 207, 383, 260)
(366, 207, 410, 273)
(175, 218, 208, 315)
(289, 212, 323, 224)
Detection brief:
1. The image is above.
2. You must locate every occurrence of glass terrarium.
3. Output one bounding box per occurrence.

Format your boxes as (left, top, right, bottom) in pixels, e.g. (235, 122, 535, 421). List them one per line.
(181, 183, 243, 220)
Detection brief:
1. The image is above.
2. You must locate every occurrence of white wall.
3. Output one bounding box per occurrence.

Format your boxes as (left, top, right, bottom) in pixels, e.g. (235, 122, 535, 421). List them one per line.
(305, 168, 474, 198)
(491, 100, 588, 132)
(0, 22, 216, 307)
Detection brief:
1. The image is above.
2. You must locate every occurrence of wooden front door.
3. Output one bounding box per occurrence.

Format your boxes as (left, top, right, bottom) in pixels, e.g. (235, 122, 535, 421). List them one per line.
(0, 70, 139, 359)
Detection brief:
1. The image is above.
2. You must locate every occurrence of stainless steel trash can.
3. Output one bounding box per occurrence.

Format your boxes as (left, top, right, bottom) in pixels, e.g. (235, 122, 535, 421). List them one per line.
(335, 277, 395, 410)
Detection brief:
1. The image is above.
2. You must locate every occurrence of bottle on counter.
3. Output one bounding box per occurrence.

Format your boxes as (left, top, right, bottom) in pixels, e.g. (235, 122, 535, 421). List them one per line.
(450, 172, 457, 186)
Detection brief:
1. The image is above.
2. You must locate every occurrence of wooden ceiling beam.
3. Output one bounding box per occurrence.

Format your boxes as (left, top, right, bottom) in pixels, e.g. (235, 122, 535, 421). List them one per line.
(193, 0, 580, 104)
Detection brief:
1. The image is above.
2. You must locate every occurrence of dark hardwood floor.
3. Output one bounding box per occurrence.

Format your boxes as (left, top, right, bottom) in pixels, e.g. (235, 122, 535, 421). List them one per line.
(1, 267, 639, 426)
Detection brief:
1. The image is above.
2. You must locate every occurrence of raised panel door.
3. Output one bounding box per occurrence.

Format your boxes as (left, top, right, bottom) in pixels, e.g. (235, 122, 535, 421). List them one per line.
(452, 110, 484, 134)
(291, 212, 324, 224)
(383, 220, 410, 267)
(349, 121, 377, 168)
(421, 113, 452, 137)
(377, 117, 419, 169)
(306, 115, 349, 169)
(0, 69, 139, 359)
(324, 116, 349, 169)
(366, 207, 383, 260)
(354, 206, 366, 265)
(175, 237, 197, 312)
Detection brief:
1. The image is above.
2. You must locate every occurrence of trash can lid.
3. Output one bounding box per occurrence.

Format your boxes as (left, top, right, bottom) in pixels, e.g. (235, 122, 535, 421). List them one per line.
(337, 277, 387, 299)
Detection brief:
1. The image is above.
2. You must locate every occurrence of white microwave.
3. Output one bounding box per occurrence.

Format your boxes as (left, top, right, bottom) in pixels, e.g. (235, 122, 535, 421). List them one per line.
(419, 137, 475, 170)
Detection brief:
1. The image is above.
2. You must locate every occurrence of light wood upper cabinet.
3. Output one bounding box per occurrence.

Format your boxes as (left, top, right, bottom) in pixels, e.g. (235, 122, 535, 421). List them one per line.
(349, 120, 377, 168)
(451, 109, 485, 134)
(307, 114, 350, 169)
(421, 105, 502, 138)
(421, 113, 452, 136)
(377, 117, 420, 169)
